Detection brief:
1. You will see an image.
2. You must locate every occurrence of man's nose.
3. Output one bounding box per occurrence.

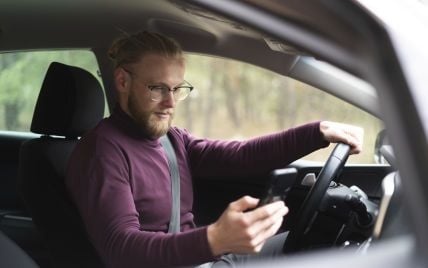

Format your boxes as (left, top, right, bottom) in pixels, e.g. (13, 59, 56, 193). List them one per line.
(161, 91, 176, 107)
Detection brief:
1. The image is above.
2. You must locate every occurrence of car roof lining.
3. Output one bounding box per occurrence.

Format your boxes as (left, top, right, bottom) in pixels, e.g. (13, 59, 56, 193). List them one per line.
(0, 0, 301, 74)
(0, 0, 377, 116)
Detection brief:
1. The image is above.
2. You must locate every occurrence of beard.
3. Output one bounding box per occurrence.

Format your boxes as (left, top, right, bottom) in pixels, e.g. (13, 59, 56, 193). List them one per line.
(127, 92, 173, 139)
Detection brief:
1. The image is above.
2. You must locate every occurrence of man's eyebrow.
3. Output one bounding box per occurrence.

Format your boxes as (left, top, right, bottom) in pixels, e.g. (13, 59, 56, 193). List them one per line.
(147, 81, 186, 87)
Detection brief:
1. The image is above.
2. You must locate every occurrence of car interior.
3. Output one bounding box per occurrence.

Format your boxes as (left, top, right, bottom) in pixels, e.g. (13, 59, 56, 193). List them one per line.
(0, 0, 416, 267)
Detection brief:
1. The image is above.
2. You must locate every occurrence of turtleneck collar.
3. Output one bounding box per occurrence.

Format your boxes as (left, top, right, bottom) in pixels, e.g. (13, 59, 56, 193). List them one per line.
(110, 104, 161, 147)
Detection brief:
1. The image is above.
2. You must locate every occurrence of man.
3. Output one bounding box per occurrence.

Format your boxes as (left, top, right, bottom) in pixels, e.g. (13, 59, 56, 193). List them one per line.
(66, 31, 363, 267)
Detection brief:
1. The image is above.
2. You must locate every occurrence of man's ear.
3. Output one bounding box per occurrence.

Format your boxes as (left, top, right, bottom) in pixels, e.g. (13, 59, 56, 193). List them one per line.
(114, 68, 129, 93)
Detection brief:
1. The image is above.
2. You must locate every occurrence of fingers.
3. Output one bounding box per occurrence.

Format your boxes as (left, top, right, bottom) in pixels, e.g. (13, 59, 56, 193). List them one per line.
(245, 200, 288, 224)
(241, 206, 286, 253)
(230, 197, 287, 232)
(251, 215, 284, 251)
(344, 126, 364, 154)
(229, 195, 260, 212)
(344, 131, 360, 154)
(208, 198, 288, 255)
(320, 121, 364, 155)
(247, 202, 288, 237)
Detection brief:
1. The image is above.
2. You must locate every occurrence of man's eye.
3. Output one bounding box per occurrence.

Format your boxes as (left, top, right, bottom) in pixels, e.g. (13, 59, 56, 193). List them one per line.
(151, 86, 167, 91)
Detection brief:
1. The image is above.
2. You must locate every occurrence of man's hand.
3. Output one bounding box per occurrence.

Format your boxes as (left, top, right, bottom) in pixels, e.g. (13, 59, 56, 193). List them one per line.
(207, 196, 288, 256)
(320, 121, 364, 154)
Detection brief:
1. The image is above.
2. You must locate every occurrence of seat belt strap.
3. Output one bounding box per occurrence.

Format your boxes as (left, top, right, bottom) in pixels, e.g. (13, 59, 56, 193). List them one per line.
(160, 134, 181, 233)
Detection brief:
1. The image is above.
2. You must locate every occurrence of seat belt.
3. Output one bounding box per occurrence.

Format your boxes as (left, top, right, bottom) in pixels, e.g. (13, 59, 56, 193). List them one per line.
(160, 135, 181, 233)
(161, 135, 213, 268)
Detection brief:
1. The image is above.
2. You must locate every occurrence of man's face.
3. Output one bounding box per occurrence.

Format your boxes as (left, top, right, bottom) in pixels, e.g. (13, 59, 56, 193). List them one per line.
(118, 53, 185, 139)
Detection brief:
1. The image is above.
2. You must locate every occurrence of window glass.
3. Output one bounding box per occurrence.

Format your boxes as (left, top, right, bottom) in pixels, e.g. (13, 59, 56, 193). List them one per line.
(175, 54, 383, 164)
(0, 50, 107, 132)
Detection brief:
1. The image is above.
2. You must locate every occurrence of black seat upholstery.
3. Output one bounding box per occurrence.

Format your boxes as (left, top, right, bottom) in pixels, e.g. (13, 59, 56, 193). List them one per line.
(18, 62, 105, 267)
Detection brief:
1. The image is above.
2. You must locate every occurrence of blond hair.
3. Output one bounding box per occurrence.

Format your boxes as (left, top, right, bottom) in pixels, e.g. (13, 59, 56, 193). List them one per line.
(108, 31, 183, 68)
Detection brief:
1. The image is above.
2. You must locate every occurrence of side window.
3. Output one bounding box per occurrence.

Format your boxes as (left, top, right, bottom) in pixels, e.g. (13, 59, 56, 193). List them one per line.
(0, 50, 107, 132)
(176, 54, 383, 164)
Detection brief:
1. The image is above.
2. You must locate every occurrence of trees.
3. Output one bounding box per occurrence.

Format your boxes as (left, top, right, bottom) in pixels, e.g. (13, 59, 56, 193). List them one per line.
(0, 50, 101, 131)
(176, 54, 382, 163)
(0, 53, 29, 130)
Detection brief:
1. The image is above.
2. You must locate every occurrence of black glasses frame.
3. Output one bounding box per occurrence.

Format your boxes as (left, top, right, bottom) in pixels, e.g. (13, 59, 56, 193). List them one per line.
(121, 67, 193, 101)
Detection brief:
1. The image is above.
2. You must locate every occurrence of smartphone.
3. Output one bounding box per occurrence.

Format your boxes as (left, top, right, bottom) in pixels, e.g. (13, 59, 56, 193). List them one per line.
(257, 167, 298, 207)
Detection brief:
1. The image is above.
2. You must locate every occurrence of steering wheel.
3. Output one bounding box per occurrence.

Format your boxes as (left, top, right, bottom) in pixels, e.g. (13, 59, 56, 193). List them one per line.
(283, 143, 351, 253)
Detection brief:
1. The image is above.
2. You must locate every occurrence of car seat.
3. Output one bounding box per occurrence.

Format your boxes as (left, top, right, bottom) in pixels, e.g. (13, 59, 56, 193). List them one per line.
(18, 62, 105, 267)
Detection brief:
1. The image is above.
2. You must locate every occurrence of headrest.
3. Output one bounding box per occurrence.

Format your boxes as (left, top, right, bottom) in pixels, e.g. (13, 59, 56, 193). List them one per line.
(31, 62, 105, 138)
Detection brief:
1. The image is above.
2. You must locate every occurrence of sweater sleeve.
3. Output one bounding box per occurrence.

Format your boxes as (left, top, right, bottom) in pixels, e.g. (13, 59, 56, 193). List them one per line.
(66, 135, 216, 268)
(185, 121, 329, 177)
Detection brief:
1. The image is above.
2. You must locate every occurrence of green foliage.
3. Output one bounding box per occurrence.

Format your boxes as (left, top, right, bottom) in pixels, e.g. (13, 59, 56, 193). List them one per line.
(0, 50, 102, 131)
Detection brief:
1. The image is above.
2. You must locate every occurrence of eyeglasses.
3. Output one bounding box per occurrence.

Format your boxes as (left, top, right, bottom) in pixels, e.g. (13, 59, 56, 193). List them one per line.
(122, 67, 193, 102)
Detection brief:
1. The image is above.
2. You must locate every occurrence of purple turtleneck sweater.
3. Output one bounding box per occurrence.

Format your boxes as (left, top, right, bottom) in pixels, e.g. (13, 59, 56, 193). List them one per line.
(65, 107, 328, 267)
